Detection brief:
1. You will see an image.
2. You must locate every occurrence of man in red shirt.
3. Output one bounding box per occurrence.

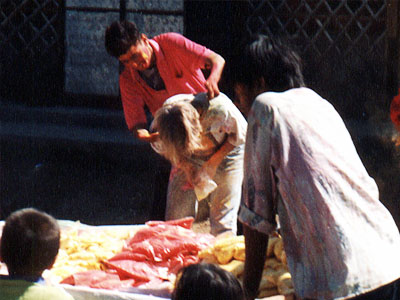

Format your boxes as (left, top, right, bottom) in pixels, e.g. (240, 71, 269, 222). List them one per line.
(104, 20, 226, 221)
(105, 20, 225, 142)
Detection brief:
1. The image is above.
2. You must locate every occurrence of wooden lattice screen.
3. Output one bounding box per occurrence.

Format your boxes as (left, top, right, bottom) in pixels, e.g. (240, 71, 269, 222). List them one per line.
(245, 0, 387, 61)
(239, 0, 399, 121)
(0, 0, 64, 102)
(1, 0, 62, 58)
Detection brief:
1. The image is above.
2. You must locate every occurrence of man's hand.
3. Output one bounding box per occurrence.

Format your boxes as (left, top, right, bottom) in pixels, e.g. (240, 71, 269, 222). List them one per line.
(136, 129, 160, 142)
(205, 76, 220, 100)
(203, 52, 225, 100)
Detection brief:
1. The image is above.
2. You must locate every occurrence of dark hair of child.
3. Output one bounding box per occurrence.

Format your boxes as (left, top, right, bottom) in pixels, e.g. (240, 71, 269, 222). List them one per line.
(172, 263, 245, 300)
(0, 208, 60, 277)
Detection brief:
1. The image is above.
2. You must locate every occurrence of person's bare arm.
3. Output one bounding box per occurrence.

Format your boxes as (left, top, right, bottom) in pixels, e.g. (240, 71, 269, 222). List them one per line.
(243, 223, 269, 300)
(198, 139, 235, 181)
(133, 124, 160, 143)
(203, 52, 225, 99)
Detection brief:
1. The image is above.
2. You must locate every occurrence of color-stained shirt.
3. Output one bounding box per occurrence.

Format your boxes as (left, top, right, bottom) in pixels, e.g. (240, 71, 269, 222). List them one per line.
(119, 33, 212, 131)
(151, 93, 246, 234)
(239, 87, 400, 299)
(154, 92, 247, 158)
(0, 277, 74, 300)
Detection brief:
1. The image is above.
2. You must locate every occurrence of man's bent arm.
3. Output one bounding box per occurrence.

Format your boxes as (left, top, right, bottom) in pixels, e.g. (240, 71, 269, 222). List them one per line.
(203, 52, 225, 99)
(201, 139, 235, 180)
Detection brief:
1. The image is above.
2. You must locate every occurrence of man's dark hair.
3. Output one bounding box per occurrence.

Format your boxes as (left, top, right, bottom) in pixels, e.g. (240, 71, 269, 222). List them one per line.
(172, 263, 245, 300)
(105, 20, 141, 58)
(231, 34, 305, 92)
(0, 208, 60, 276)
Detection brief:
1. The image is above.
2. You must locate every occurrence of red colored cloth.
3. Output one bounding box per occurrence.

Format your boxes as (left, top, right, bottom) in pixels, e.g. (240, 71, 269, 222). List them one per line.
(390, 88, 400, 132)
(60, 270, 135, 290)
(104, 218, 214, 286)
(119, 33, 212, 130)
(61, 218, 215, 292)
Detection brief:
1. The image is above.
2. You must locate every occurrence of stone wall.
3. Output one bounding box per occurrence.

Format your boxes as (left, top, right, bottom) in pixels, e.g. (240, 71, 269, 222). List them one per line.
(64, 0, 184, 97)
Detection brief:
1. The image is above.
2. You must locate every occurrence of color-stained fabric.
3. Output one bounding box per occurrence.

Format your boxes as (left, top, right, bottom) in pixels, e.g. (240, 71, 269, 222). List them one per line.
(152, 93, 247, 235)
(239, 87, 400, 299)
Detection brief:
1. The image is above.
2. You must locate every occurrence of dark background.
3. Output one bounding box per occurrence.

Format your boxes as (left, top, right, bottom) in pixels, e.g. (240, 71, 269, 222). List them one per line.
(1, 0, 399, 227)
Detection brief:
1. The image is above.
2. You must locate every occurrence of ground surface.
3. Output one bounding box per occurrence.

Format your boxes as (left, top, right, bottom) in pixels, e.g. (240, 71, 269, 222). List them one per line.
(1, 103, 399, 230)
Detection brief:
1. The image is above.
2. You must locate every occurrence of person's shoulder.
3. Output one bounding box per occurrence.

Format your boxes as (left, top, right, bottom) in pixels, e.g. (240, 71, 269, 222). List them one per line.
(0, 277, 33, 288)
(164, 93, 195, 106)
(207, 94, 233, 117)
(256, 87, 318, 105)
(252, 89, 294, 117)
(253, 91, 281, 107)
(209, 93, 235, 110)
(284, 87, 321, 98)
(28, 283, 75, 300)
(153, 32, 186, 44)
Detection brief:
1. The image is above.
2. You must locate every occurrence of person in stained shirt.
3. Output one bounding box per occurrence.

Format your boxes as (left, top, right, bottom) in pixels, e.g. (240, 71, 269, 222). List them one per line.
(231, 34, 400, 300)
(105, 20, 225, 220)
(151, 92, 247, 235)
(105, 20, 225, 142)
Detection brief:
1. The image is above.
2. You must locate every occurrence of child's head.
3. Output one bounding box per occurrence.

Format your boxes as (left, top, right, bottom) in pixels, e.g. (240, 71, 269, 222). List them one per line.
(153, 97, 203, 165)
(0, 208, 60, 276)
(172, 263, 245, 300)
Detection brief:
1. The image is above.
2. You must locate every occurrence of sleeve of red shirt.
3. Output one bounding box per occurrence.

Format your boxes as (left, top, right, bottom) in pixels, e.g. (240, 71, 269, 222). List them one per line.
(154, 32, 213, 71)
(119, 69, 147, 131)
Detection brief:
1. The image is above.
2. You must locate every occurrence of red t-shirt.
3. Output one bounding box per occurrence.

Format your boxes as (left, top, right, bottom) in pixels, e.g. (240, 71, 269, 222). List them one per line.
(119, 33, 212, 130)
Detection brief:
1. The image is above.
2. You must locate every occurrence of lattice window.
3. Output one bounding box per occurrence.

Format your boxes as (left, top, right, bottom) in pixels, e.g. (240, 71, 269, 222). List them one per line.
(246, 0, 387, 60)
(0, 0, 62, 60)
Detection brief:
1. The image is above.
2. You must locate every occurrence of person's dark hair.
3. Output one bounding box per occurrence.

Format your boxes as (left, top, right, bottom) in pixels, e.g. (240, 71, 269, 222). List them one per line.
(172, 263, 245, 300)
(231, 34, 305, 92)
(105, 20, 141, 58)
(0, 208, 60, 276)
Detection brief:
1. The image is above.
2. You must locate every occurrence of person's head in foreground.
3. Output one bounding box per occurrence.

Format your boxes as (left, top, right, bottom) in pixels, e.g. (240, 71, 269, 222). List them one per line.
(152, 94, 204, 166)
(172, 263, 245, 300)
(105, 20, 154, 71)
(0, 208, 60, 278)
(231, 34, 305, 116)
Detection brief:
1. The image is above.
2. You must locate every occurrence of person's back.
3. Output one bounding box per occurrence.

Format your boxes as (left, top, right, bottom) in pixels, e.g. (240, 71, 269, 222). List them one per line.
(232, 34, 400, 300)
(249, 86, 400, 298)
(0, 208, 74, 300)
